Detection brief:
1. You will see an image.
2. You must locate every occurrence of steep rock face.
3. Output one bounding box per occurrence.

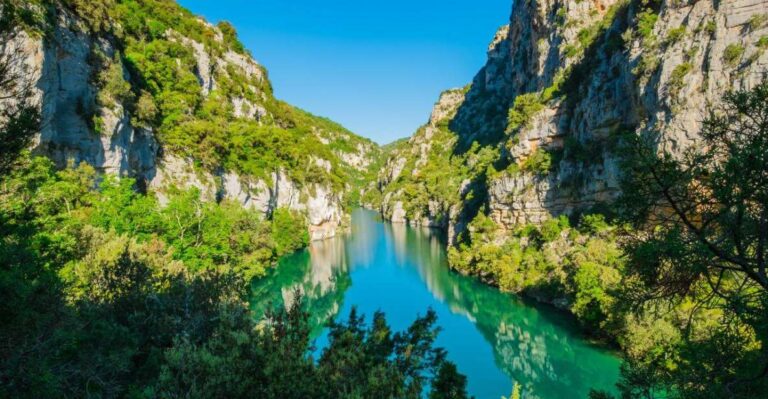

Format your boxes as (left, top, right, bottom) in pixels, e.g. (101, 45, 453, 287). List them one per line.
(486, 0, 768, 229)
(379, 89, 467, 230)
(379, 0, 768, 241)
(5, 3, 375, 241)
(150, 157, 342, 241)
(10, 18, 159, 179)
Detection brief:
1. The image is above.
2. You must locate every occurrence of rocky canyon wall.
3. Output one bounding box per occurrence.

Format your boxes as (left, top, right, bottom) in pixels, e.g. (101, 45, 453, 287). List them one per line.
(378, 0, 768, 243)
(2, 3, 377, 241)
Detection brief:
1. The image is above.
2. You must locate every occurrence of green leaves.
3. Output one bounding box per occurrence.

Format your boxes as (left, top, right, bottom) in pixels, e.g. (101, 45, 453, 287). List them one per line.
(506, 93, 544, 135)
(150, 299, 469, 399)
(448, 210, 625, 335)
(616, 79, 768, 397)
(0, 154, 315, 396)
(723, 43, 745, 67)
(2, 154, 308, 284)
(270, 208, 309, 258)
(636, 8, 658, 41)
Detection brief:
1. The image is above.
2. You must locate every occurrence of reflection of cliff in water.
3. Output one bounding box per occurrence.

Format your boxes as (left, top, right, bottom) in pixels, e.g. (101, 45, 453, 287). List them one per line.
(250, 209, 619, 398)
(392, 225, 619, 398)
(250, 237, 351, 335)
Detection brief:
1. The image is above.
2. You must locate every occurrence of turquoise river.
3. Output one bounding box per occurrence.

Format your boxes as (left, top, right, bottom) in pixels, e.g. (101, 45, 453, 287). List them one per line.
(251, 209, 621, 399)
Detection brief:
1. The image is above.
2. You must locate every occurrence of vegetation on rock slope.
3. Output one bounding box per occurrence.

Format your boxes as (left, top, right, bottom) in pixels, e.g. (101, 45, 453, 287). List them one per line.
(0, 1, 467, 398)
(375, 0, 768, 397)
(0, 153, 467, 398)
(24, 0, 378, 196)
(386, 75, 768, 399)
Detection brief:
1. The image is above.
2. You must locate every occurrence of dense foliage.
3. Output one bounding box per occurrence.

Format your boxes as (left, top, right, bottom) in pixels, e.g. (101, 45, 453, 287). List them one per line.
(20, 0, 376, 198)
(0, 156, 307, 279)
(0, 143, 465, 398)
(0, 205, 466, 398)
(0, 0, 39, 175)
(0, 2, 471, 397)
(6, 0, 768, 396)
(376, 2, 768, 396)
(608, 80, 768, 398)
(152, 299, 466, 399)
(446, 82, 768, 398)
(449, 212, 623, 337)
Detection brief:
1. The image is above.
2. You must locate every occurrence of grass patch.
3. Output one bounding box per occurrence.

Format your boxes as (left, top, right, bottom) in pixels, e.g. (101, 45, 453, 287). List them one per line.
(665, 26, 686, 46)
(668, 62, 692, 99)
(724, 44, 745, 66)
(748, 13, 768, 31)
(757, 36, 768, 49)
(637, 8, 658, 41)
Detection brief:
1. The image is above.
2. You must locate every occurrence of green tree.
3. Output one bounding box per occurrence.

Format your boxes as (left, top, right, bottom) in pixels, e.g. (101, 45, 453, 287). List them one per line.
(431, 362, 470, 399)
(0, 0, 40, 175)
(155, 299, 470, 399)
(271, 208, 309, 257)
(617, 80, 768, 397)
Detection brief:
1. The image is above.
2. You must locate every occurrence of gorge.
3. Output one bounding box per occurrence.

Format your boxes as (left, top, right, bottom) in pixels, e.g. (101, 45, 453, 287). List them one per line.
(251, 209, 621, 399)
(1, 0, 768, 398)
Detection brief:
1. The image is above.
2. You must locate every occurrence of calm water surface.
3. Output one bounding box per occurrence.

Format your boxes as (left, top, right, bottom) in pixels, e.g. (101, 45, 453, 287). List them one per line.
(251, 209, 620, 399)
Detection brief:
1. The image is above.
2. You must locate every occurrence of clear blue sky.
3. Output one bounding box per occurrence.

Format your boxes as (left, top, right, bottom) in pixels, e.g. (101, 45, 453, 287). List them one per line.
(178, 0, 512, 144)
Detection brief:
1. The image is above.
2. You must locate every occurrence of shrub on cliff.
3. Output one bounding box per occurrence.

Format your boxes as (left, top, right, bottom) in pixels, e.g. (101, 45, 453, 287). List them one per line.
(609, 78, 768, 398)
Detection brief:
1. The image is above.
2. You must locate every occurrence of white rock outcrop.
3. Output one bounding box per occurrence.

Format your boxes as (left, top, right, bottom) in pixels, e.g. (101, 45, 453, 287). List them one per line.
(378, 0, 768, 242)
(2, 7, 352, 241)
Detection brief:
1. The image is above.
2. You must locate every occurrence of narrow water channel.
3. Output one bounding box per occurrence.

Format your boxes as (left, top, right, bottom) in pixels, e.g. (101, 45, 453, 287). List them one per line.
(251, 209, 621, 399)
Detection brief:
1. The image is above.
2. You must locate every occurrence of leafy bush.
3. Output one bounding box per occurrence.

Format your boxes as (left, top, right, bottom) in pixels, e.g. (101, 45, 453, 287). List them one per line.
(447, 211, 625, 334)
(506, 93, 544, 134)
(668, 62, 692, 99)
(521, 148, 554, 174)
(578, 25, 599, 49)
(61, 0, 115, 33)
(723, 43, 745, 66)
(0, 150, 470, 398)
(568, 239, 623, 329)
(540, 215, 570, 242)
(758, 35, 768, 49)
(561, 2, 624, 61)
(271, 208, 310, 257)
(578, 214, 610, 234)
(748, 13, 768, 31)
(552, 9, 566, 27)
(704, 20, 716, 35)
(134, 90, 158, 125)
(217, 20, 247, 54)
(636, 8, 658, 41)
(562, 44, 580, 58)
(94, 55, 134, 110)
(664, 26, 685, 45)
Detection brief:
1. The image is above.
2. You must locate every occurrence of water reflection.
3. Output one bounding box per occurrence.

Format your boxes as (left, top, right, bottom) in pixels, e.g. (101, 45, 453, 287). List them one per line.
(250, 209, 620, 399)
(250, 237, 351, 336)
(396, 224, 619, 399)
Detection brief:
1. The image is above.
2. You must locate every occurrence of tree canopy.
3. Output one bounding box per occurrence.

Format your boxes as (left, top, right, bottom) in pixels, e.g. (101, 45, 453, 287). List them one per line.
(612, 80, 768, 398)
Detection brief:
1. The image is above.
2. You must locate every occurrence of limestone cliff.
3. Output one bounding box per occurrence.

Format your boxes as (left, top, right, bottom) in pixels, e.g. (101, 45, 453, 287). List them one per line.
(378, 0, 768, 243)
(3, 1, 378, 241)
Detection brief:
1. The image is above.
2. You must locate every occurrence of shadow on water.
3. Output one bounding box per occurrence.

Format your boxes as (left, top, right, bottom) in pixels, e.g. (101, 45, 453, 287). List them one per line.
(251, 209, 620, 399)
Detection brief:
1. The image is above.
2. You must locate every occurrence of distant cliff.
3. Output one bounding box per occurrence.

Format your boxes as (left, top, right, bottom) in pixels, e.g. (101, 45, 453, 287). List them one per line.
(2, 0, 379, 240)
(378, 0, 768, 242)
